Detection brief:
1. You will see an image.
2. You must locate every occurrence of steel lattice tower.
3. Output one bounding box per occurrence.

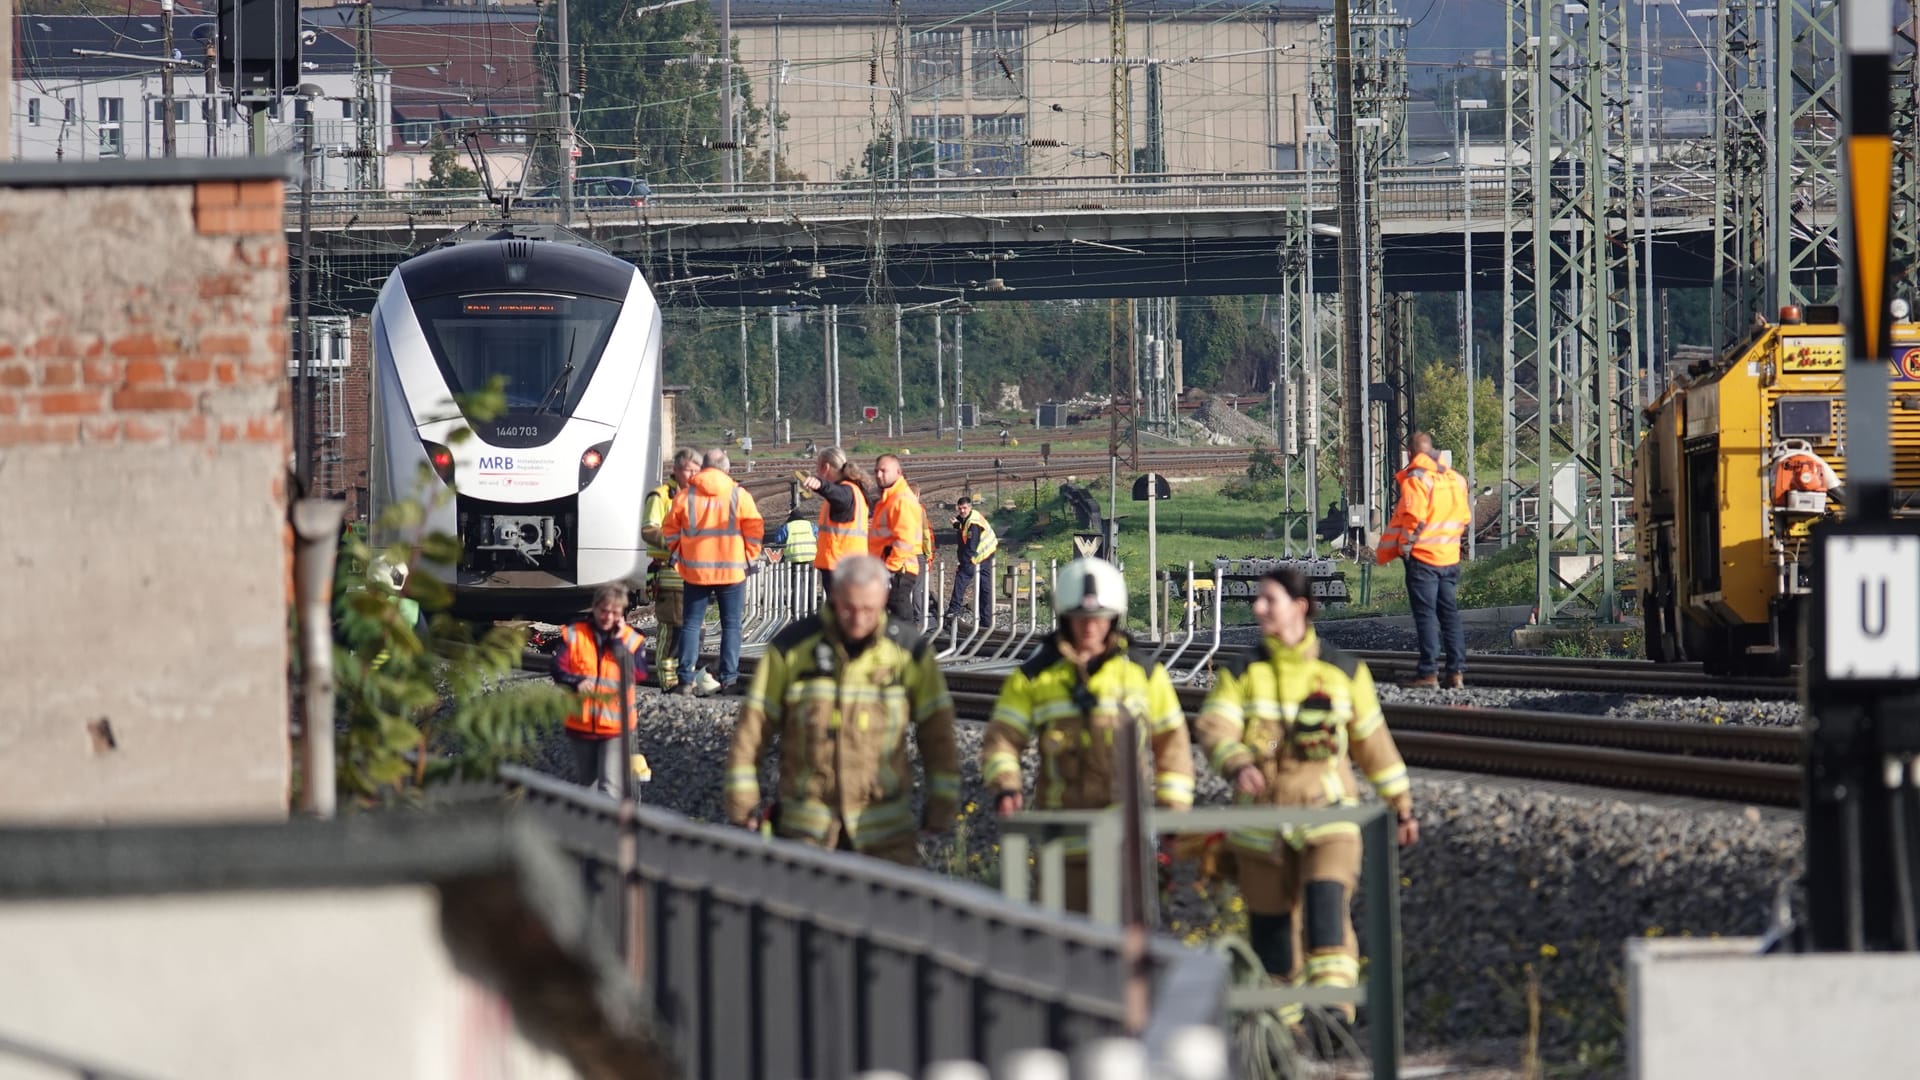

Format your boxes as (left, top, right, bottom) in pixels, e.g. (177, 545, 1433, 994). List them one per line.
(1501, 0, 1637, 621)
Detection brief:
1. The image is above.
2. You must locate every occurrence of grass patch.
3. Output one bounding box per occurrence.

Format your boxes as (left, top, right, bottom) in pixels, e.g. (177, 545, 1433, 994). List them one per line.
(983, 478, 1411, 630)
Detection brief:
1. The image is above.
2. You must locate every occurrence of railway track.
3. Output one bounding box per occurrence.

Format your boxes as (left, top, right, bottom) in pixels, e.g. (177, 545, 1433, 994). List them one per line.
(1346, 649, 1799, 700)
(941, 670, 1802, 808)
(733, 447, 1256, 514)
(520, 644, 1805, 807)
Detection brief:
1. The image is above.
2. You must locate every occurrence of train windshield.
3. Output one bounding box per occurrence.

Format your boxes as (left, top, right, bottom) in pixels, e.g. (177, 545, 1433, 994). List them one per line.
(413, 293, 621, 416)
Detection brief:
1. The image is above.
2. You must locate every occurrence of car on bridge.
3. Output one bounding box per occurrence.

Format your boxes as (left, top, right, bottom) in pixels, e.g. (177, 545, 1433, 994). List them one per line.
(518, 177, 652, 211)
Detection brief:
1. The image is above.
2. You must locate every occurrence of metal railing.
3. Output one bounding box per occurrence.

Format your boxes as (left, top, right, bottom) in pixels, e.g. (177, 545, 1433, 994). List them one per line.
(498, 765, 1229, 1080)
(288, 163, 1732, 232)
(997, 805, 1404, 1080)
(846, 1032, 1230, 1080)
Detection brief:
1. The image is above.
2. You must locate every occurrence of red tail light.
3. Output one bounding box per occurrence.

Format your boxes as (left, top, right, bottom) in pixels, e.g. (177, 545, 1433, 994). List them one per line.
(579, 441, 614, 489)
(422, 440, 455, 485)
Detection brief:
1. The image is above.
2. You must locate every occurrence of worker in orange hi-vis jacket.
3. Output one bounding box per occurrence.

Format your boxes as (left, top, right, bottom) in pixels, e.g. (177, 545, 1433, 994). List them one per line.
(1374, 432, 1471, 688)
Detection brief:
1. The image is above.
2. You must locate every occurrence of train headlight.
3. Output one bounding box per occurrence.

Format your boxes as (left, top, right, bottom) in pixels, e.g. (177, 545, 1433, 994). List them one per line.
(1895, 298, 1912, 322)
(422, 440, 455, 485)
(579, 441, 613, 489)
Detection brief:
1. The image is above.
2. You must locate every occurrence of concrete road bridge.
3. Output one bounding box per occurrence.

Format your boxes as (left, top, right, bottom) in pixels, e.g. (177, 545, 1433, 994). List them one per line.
(294, 165, 1817, 310)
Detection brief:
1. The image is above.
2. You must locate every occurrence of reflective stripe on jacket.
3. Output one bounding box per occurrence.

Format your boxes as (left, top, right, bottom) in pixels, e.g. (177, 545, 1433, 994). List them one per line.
(957, 509, 998, 564)
(1193, 629, 1410, 853)
(1376, 453, 1470, 568)
(869, 477, 926, 574)
(662, 467, 765, 585)
(727, 612, 960, 850)
(556, 621, 646, 737)
(642, 480, 683, 589)
(783, 518, 818, 562)
(815, 479, 870, 571)
(982, 633, 1195, 830)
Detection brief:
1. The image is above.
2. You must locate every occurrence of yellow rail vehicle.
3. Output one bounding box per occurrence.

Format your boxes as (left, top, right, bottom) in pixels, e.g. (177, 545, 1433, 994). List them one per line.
(1636, 305, 1920, 673)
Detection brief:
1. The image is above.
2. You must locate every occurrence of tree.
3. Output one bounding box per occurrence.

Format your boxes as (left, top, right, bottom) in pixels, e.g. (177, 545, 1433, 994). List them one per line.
(548, 0, 764, 186)
(420, 138, 481, 190)
(842, 134, 937, 181)
(329, 377, 573, 803)
(1414, 359, 1502, 481)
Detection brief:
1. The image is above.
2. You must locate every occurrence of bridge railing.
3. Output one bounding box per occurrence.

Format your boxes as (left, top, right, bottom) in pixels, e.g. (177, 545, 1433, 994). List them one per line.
(290, 163, 1731, 230)
(497, 764, 1229, 1080)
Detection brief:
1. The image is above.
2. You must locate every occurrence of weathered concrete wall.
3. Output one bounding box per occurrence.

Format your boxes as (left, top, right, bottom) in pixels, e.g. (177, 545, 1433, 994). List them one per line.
(0, 160, 293, 823)
(0, 887, 581, 1080)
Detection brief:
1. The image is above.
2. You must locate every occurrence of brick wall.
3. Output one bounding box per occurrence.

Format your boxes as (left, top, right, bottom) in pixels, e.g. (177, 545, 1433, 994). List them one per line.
(0, 160, 293, 824)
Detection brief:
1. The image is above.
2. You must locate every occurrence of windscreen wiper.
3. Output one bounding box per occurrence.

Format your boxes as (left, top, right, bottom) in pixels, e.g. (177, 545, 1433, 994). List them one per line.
(536, 329, 581, 415)
(536, 358, 575, 414)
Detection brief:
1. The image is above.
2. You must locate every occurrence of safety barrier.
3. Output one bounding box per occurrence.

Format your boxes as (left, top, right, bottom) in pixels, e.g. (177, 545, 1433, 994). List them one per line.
(997, 805, 1404, 1080)
(1152, 563, 1225, 685)
(497, 765, 1230, 1080)
(845, 1032, 1230, 1080)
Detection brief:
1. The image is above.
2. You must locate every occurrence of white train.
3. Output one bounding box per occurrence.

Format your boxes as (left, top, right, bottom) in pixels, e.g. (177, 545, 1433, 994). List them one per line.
(368, 230, 663, 620)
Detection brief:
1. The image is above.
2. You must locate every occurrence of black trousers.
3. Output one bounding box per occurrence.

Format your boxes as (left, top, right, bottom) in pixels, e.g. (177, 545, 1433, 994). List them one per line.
(887, 569, 922, 623)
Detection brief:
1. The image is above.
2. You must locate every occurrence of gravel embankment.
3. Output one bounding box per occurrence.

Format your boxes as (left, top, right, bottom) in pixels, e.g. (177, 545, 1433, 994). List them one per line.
(529, 688, 1802, 1070)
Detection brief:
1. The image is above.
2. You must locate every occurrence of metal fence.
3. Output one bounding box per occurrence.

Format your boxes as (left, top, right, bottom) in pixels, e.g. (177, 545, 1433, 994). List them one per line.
(289, 162, 1727, 231)
(498, 765, 1229, 1080)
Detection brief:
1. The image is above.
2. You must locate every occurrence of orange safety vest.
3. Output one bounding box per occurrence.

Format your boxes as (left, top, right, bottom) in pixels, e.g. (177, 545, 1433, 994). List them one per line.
(1772, 452, 1833, 505)
(815, 479, 870, 572)
(869, 476, 926, 574)
(1377, 453, 1471, 568)
(558, 621, 646, 737)
(663, 468, 765, 586)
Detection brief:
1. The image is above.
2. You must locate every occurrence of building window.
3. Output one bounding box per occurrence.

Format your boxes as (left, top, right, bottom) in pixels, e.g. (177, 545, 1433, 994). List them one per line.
(342, 100, 355, 119)
(396, 110, 432, 146)
(970, 27, 1023, 98)
(26, 99, 39, 126)
(908, 30, 963, 100)
(152, 100, 189, 122)
(908, 114, 963, 176)
(63, 98, 76, 123)
(972, 114, 1025, 176)
(97, 97, 124, 156)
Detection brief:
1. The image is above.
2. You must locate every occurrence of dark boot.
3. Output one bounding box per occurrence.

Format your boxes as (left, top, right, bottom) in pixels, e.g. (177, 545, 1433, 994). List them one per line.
(1398, 673, 1439, 689)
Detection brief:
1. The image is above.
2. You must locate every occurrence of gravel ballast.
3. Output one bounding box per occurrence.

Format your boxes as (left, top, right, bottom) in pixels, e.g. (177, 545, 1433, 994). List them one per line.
(528, 685, 1801, 1070)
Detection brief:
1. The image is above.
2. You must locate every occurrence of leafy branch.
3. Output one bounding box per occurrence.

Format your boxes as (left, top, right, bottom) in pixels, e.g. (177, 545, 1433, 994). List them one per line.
(330, 377, 574, 803)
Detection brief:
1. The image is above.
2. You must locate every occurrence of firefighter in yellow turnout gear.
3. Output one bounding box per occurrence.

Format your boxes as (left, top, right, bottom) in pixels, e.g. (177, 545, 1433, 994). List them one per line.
(726, 555, 960, 865)
(1194, 567, 1419, 1027)
(982, 557, 1195, 912)
(642, 448, 699, 690)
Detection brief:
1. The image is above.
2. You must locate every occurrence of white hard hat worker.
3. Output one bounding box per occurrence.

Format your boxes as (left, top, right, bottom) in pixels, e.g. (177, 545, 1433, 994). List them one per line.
(370, 555, 409, 592)
(1054, 557, 1128, 624)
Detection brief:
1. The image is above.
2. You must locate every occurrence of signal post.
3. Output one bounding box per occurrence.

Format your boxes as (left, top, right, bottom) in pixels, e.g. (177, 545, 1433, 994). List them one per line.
(1626, 2, 1920, 1074)
(1800, 0, 1920, 953)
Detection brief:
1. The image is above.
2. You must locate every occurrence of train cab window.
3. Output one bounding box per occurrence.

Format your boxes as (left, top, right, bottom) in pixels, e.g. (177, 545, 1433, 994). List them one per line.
(1774, 397, 1834, 441)
(412, 293, 622, 418)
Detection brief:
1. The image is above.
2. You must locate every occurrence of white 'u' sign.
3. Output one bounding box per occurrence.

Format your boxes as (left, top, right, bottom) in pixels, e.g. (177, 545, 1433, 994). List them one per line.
(1824, 534, 1920, 680)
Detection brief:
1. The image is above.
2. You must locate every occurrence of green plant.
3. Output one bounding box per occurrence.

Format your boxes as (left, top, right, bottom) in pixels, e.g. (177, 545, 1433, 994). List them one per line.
(1459, 539, 1544, 609)
(329, 378, 574, 803)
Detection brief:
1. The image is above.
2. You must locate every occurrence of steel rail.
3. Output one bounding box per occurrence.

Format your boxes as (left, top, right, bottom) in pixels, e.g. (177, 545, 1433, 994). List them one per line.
(518, 648, 1803, 805)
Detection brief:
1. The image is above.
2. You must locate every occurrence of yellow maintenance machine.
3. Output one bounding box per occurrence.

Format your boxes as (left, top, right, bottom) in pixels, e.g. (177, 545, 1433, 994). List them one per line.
(1635, 304, 1920, 673)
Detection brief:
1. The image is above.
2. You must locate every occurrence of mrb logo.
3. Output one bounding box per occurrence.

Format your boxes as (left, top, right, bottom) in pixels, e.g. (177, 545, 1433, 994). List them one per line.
(478, 456, 514, 471)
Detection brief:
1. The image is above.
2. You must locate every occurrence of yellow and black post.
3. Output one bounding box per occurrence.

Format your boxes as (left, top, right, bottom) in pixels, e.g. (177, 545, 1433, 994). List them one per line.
(1802, 0, 1920, 952)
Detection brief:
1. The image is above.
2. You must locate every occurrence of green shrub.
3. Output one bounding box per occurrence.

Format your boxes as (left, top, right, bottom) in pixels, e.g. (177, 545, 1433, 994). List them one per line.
(1458, 540, 1542, 609)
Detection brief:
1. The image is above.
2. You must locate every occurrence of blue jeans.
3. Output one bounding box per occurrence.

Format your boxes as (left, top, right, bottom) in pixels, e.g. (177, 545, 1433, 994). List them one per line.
(1404, 559, 1465, 676)
(947, 555, 994, 628)
(680, 581, 744, 687)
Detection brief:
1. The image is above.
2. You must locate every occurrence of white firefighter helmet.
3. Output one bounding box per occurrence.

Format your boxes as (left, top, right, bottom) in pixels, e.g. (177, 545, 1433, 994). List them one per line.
(370, 555, 409, 592)
(1055, 557, 1128, 621)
